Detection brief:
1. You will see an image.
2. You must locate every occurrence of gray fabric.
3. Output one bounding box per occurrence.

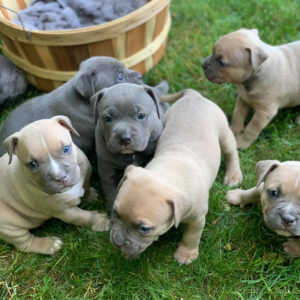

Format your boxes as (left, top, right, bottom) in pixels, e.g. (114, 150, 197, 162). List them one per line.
(0, 55, 27, 107)
(13, 0, 147, 30)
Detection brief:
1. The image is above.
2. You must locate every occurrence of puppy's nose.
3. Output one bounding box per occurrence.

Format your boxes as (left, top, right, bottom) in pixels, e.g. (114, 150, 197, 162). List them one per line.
(280, 214, 296, 226)
(54, 174, 68, 183)
(119, 134, 132, 146)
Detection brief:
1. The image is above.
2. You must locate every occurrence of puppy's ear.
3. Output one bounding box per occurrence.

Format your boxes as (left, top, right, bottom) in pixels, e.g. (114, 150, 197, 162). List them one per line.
(250, 28, 259, 35)
(245, 46, 268, 70)
(74, 70, 96, 99)
(52, 115, 80, 137)
(143, 86, 161, 119)
(256, 160, 280, 187)
(167, 191, 190, 228)
(4, 134, 19, 164)
(90, 88, 107, 124)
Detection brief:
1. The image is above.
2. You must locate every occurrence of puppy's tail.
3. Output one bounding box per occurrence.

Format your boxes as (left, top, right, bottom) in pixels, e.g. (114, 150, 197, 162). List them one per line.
(160, 89, 193, 103)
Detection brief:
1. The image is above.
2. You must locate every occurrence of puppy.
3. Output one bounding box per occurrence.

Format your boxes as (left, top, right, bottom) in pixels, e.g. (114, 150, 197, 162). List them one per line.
(0, 55, 27, 107)
(0, 116, 109, 254)
(92, 83, 166, 208)
(110, 89, 243, 264)
(0, 56, 143, 156)
(226, 160, 300, 256)
(202, 28, 300, 149)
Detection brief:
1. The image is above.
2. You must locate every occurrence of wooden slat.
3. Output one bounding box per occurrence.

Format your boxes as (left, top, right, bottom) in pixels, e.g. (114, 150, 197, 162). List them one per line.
(126, 24, 146, 56)
(132, 61, 146, 74)
(153, 5, 168, 39)
(19, 42, 45, 68)
(0, 0, 10, 20)
(112, 33, 126, 60)
(49, 46, 79, 71)
(88, 39, 114, 57)
(0, 34, 21, 56)
(16, 0, 26, 10)
(35, 77, 55, 92)
(35, 45, 59, 70)
(153, 42, 166, 66)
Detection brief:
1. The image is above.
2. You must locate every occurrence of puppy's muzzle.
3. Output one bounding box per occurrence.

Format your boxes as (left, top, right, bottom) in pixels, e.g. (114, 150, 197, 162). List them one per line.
(202, 57, 211, 71)
(119, 133, 132, 146)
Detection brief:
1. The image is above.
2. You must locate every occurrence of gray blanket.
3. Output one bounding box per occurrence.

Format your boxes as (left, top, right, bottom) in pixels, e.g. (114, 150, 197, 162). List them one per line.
(13, 0, 147, 31)
(0, 55, 27, 107)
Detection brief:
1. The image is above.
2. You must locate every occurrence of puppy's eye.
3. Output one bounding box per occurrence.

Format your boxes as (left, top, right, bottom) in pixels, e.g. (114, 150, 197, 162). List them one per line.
(117, 73, 125, 82)
(137, 113, 147, 120)
(267, 189, 279, 199)
(217, 57, 225, 67)
(104, 116, 113, 123)
(63, 145, 72, 154)
(137, 225, 153, 234)
(28, 160, 38, 171)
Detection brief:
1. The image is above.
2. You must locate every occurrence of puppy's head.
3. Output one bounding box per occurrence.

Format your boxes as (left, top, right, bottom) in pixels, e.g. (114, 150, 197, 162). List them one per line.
(256, 160, 300, 237)
(91, 83, 163, 154)
(4, 116, 81, 194)
(73, 56, 143, 99)
(110, 165, 189, 258)
(202, 29, 268, 84)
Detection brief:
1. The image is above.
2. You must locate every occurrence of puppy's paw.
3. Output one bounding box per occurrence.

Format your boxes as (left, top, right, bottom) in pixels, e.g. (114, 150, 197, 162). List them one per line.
(174, 245, 198, 265)
(226, 189, 244, 207)
(283, 238, 300, 257)
(91, 213, 110, 232)
(236, 134, 253, 149)
(40, 237, 63, 255)
(84, 187, 99, 202)
(223, 168, 243, 187)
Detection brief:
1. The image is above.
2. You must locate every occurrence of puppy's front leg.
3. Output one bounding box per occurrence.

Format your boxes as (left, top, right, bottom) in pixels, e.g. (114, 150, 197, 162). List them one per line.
(174, 215, 206, 265)
(226, 186, 262, 207)
(54, 207, 109, 232)
(230, 98, 251, 135)
(236, 108, 278, 149)
(1, 228, 62, 255)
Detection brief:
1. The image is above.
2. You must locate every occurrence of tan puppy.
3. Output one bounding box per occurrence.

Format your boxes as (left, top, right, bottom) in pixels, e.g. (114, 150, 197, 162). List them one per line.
(202, 28, 300, 149)
(110, 89, 243, 264)
(226, 160, 300, 256)
(0, 116, 109, 254)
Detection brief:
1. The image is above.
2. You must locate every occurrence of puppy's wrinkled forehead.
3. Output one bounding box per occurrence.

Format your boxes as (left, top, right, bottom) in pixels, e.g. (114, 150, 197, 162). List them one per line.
(101, 85, 154, 111)
(214, 30, 258, 62)
(265, 164, 300, 197)
(116, 170, 171, 224)
(17, 120, 72, 162)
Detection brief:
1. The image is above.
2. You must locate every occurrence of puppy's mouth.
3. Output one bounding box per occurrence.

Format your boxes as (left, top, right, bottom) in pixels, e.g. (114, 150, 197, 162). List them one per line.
(120, 149, 134, 155)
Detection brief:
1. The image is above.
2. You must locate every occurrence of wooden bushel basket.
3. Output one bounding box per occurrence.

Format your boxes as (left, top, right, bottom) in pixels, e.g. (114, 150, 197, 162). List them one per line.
(0, 0, 171, 91)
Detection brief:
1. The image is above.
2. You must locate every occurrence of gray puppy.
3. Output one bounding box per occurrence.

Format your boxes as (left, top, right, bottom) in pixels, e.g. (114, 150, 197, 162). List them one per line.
(0, 55, 27, 107)
(91, 83, 165, 208)
(0, 56, 144, 156)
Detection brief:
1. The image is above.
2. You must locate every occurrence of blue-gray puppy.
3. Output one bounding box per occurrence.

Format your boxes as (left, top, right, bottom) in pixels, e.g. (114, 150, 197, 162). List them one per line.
(92, 83, 165, 208)
(0, 56, 143, 156)
(0, 55, 27, 107)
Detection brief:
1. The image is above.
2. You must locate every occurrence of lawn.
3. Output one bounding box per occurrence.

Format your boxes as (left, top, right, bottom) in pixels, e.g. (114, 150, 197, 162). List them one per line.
(1, 0, 300, 299)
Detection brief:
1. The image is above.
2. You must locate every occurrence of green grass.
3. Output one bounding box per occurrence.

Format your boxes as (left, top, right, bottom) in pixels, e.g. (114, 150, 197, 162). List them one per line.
(1, 0, 300, 298)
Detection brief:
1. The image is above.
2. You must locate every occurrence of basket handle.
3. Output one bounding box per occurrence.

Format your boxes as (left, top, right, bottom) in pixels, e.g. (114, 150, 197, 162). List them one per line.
(0, 5, 31, 41)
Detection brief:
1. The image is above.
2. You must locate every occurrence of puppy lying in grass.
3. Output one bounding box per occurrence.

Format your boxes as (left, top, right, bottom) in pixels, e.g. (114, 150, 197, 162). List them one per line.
(202, 28, 300, 149)
(0, 116, 109, 254)
(110, 89, 243, 264)
(226, 160, 300, 256)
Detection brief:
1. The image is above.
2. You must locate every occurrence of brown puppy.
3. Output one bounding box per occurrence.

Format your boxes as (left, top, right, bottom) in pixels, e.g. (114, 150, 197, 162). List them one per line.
(202, 28, 300, 149)
(110, 89, 243, 264)
(226, 160, 300, 256)
(0, 116, 109, 254)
